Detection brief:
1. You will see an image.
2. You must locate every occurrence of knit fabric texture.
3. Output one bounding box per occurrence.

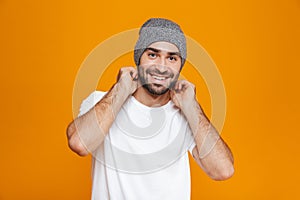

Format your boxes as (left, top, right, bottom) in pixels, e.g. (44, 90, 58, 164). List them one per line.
(134, 18, 187, 67)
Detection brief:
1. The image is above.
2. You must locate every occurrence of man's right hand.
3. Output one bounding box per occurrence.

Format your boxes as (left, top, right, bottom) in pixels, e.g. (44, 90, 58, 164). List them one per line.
(116, 67, 138, 96)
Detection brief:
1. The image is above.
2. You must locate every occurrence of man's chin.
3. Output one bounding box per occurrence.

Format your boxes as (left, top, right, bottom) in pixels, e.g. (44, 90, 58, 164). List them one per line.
(143, 84, 169, 96)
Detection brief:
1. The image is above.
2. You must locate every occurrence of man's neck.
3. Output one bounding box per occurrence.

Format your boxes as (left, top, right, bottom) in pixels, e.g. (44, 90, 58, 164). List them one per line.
(133, 87, 170, 107)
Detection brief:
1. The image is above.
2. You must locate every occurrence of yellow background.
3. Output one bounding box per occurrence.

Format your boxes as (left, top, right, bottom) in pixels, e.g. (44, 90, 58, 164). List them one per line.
(1, 0, 300, 199)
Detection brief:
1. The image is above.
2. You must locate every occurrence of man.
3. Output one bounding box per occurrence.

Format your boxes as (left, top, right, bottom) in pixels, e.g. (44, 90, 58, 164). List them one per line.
(67, 18, 234, 200)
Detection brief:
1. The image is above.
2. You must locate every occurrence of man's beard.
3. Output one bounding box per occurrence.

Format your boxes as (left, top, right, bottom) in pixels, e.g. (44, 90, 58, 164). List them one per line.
(138, 66, 179, 96)
(142, 83, 170, 95)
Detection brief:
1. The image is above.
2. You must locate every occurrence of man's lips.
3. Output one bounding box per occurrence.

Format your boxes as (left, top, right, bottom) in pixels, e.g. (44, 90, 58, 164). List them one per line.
(152, 75, 167, 80)
(148, 73, 170, 84)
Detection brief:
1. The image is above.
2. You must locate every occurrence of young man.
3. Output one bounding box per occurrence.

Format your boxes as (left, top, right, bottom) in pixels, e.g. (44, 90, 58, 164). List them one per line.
(67, 18, 234, 200)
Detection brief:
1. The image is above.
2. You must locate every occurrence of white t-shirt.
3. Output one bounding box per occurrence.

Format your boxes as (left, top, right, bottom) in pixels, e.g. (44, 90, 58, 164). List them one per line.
(79, 91, 196, 200)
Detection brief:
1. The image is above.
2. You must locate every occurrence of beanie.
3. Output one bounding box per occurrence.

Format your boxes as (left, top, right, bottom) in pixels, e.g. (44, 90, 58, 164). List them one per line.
(134, 18, 187, 67)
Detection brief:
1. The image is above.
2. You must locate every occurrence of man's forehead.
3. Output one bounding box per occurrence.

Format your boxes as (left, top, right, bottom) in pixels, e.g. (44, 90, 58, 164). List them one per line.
(147, 41, 180, 54)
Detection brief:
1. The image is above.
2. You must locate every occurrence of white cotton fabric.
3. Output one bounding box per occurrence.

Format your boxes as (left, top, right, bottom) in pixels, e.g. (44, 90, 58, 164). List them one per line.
(79, 91, 196, 200)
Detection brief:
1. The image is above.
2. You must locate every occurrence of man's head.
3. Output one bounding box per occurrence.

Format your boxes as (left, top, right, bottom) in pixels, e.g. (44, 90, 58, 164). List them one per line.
(134, 18, 187, 95)
(134, 18, 186, 68)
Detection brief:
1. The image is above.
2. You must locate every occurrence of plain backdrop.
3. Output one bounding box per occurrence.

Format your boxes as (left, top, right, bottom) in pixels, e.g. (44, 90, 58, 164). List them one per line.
(0, 0, 300, 199)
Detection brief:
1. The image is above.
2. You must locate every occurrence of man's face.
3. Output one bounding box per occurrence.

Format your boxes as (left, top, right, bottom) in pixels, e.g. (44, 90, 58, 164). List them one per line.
(138, 41, 182, 95)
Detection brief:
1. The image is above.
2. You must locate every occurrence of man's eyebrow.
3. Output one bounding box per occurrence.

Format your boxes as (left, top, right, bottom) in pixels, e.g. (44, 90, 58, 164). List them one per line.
(168, 51, 181, 57)
(145, 47, 161, 53)
(145, 47, 181, 57)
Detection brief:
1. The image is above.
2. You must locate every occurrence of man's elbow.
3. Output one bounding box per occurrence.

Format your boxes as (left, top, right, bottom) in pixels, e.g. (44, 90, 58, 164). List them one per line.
(66, 123, 89, 157)
(210, 165, 235, 181)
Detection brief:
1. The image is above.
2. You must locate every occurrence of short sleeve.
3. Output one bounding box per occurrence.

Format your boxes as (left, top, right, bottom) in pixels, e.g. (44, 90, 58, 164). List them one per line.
(188, 139, 196, 154)
(78, 91, 107, 117)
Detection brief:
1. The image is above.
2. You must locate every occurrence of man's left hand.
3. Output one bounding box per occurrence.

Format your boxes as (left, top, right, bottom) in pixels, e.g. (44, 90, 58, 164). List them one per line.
(170, 80, 196, 112)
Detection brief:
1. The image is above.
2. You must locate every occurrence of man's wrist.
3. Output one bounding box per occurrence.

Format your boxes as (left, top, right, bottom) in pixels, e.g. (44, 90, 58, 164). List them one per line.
(114, 81, 132, 99)
(181, 98, 199, 115)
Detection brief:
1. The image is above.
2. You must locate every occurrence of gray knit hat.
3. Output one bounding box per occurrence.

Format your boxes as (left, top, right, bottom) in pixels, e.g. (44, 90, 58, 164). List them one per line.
(134, 18, 187, 67)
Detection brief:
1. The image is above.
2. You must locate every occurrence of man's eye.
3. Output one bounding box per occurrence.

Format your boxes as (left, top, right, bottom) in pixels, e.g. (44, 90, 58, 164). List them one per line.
(148, 53, 156, 58)
(169, 56, 177, 61)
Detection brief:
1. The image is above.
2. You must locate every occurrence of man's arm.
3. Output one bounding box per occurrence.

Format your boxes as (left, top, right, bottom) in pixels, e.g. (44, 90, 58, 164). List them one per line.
(170, 80, 234, 181)
(66, 67, 138, 156)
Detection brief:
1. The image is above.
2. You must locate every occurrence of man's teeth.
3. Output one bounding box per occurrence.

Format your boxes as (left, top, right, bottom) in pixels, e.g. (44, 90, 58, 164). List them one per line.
(152, 75, 166, 80)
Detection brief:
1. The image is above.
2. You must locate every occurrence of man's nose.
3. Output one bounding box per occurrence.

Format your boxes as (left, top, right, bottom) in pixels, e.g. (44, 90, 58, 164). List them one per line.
(155, 58, 167, 72)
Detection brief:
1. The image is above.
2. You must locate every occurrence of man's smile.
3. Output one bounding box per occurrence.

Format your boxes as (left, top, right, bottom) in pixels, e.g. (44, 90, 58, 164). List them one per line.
(148, 73, 170, 85)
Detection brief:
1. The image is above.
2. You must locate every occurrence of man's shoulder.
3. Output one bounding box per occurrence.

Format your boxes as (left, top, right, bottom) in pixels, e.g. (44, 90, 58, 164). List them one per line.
(88, 90, 107, 100)
(82, 90, 107, 105)
(78, 90, 107, 116)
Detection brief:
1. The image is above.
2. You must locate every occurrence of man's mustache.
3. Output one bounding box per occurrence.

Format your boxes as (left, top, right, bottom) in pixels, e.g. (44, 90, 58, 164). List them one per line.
(145, 66, 174, 78)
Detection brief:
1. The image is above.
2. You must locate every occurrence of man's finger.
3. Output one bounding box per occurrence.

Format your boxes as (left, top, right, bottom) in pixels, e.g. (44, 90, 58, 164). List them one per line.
(173, 81, 180, 92)
(133, 74, 138, 81)
(131, 69, 138, 80)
